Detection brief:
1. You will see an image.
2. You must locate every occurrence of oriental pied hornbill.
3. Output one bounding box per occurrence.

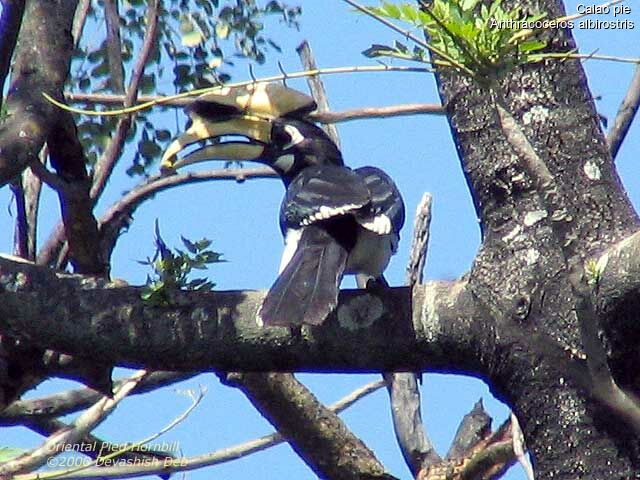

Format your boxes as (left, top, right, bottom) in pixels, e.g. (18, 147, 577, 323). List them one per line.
(162, 83, 405, 327)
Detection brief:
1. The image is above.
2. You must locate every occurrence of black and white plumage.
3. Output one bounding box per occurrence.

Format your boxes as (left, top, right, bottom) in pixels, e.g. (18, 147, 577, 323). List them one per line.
(161, 82, 405, 327)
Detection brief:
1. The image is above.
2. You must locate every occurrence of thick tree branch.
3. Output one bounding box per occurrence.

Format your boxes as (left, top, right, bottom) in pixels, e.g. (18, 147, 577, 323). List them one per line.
(608, 64, 640, 159)
(37, 0, 159, 271)
(0, 0, 78, 186)
(224, 372, 396, 480)
(0, 255, 481, 373)
(386, 192, 439, 475)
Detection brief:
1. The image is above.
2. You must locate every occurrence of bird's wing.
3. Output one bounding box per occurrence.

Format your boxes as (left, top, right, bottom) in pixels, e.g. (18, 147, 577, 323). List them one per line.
(279, 164, 371, 234)
(353, 166, 405, 236)
(259, 225, 348, 327)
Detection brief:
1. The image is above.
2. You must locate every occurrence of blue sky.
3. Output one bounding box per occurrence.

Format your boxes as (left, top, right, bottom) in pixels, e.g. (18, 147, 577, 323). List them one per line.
(1, 1, 639, 479)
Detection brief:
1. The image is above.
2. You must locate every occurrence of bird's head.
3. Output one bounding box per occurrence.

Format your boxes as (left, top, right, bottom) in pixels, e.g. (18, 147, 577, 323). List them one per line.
(161, 83, 343, 183)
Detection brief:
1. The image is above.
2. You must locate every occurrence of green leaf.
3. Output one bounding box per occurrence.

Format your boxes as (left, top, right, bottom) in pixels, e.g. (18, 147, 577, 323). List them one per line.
(215, 22, 230, 39)
(181, 30, 203, 47)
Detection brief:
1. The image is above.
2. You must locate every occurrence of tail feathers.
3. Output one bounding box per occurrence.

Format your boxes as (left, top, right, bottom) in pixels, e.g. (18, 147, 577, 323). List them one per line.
(259, 226, 348, 326)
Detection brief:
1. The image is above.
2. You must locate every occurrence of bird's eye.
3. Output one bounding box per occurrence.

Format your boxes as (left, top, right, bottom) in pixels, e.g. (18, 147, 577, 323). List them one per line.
(273, 124, 305, 150)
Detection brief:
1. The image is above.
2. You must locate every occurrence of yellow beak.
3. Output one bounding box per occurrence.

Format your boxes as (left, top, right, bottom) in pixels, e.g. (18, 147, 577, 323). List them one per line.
(161, 115, 272, 171)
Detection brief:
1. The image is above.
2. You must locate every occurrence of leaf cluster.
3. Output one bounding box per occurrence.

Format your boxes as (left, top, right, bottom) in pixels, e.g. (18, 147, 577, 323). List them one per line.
(140, 222, 224, 306)
(363, 0, 547, 80)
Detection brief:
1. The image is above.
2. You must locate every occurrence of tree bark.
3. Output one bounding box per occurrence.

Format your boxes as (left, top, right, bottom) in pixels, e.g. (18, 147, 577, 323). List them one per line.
(430, 0, 640, 477)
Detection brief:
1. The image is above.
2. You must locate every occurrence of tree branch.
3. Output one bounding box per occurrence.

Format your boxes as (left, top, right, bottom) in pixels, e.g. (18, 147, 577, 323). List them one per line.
(607, 63, 640, 160)
(0, 371, 193, 425)
(17, 380, 385, 480)
(0, 0, 25, 113)
(0, 0, 78, 186)
(386, 192, 439, 475)
(296, 40, 341, 146)
(37, 0, 159, 271)
(63, 92, 445, 122)
(0, 370, 147, 476)
(224, 372, 396, 480)
(103, 0, 125, 93)
(0, 255, 481, 373)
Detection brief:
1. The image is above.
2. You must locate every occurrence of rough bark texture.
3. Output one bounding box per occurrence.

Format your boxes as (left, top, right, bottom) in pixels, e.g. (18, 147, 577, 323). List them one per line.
(431, 0, 640, 477)
(0, 255, 484, 374)
(0, 0, 639, 478)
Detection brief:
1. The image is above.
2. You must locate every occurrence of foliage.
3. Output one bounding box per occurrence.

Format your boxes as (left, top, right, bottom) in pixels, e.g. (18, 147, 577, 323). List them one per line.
(362, 0, 547, 80)
(70, 0, 301, 176)
(140, 221, 224, 306)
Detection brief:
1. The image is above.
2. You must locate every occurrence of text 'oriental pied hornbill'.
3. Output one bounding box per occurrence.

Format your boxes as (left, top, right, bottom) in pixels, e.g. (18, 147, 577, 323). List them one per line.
(161, 83, 405, 327)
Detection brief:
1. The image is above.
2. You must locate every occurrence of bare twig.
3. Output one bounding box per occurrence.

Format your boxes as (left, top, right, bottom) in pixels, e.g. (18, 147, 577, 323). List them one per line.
(64, 91, 445, 122)
(98, 167, 276, 262)
(90, 0, 159, 199)
(406, 193, 433, 286)
(48, 65, 434, 116)
(103, 0, 125, 93)
(0, 0, 25, 112)
(296, 41, 341, 147)
(17, 380, 385, 480)
(71, 0, 92, 46)
(0, 371, 194, 425)
(608, 64, 640, 159)
(0, 370, 147, 477)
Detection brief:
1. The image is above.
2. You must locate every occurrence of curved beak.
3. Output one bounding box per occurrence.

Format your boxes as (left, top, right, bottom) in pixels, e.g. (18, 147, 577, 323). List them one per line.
(161, 114, 272, 172)
(161, 82, 316, 173)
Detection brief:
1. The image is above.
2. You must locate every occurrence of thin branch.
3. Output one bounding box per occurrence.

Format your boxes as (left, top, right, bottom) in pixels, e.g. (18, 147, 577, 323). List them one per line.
(90, 0, 159, 199)
(64, 91, 446, 121)
(296, 41, 341, 147)
(98, 167, 276, 263)
(71, 0, 92, 47)
(608, 63, 640, 159)
(406, 193, 433, 286)
(0, 0, 25, 112)
(18, 380, 385, 480)
(46, 65, 434, 116)
(0, 371, 148, 477)
(103, 0, 125, 93)
(312, 103, 444, 123)
(0, 371, 194, 425)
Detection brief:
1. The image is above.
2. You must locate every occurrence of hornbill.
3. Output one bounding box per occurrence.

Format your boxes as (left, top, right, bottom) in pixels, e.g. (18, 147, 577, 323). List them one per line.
(162, 83, 405, 326)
